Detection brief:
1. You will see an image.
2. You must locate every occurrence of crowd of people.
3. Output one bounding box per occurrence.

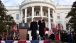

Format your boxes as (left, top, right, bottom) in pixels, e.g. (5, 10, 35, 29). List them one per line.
(49, 31, 76, 43)
(0, 30, 19, 40)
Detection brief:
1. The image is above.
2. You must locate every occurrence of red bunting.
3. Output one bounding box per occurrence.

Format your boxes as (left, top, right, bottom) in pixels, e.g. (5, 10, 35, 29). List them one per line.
(44, 40, 48, 43)
(18, 40, 26, 43)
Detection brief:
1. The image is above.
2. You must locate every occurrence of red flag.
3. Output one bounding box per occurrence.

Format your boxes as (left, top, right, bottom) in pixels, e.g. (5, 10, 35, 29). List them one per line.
(56, 24, 60, 30)
(12, 25, 17, 30)
(56, 24, 58, 30)
(44, 28, 46, 35)
(53, 24, 59, 32)
(55, 33, 59, 40)
(48, 29, 53, 36)
(53, 28, 57, 32)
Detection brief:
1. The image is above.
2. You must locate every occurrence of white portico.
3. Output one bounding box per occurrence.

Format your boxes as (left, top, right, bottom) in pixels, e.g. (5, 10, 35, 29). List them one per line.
(20, 0, 56, 30)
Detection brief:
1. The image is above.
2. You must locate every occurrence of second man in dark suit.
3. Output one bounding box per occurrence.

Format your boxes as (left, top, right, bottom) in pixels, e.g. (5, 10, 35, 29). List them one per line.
(38, 17, 46, 40)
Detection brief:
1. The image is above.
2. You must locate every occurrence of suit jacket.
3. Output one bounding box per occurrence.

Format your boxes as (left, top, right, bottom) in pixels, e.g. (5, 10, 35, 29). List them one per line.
(30, 21, 38, 36)
(38, 20, 46, 36)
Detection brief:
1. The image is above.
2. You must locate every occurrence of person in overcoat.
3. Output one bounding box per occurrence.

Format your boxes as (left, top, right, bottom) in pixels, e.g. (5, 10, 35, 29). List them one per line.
(66, 32, 72, 43)
(30, 18, 38, 40)
(38, 17, 46, 40)
(72, 32, 76, 43)
(61, 31, 67, 42)
(49, 32, 55, 40)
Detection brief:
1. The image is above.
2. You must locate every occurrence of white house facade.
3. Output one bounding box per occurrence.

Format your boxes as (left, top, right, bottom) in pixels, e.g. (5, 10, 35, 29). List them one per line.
(5, 0, 72, 40)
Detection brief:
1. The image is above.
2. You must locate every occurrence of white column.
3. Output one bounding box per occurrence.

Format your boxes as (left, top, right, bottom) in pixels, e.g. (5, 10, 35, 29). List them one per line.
(32, 6, 34, 21)
(53, 10, 56, 27)
(48, 8, 51, 30)
(25, 8, 27, 23)
(40, 6, 43, 17)
(20, 10, 23, 23)
(61, 13, 66, 30)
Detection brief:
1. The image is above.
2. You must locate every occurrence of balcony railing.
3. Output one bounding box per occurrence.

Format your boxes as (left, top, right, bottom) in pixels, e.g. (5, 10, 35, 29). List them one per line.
(27, 14, 53, 18)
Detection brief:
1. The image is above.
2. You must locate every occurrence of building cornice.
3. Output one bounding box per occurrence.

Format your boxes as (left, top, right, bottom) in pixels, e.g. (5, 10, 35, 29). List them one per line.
(7, 9, 19, 11)
(55, 5, 71, 10)
(5, 6, 20, 11)
(19, 1, 56, 10)
(56, 8, 71, 10)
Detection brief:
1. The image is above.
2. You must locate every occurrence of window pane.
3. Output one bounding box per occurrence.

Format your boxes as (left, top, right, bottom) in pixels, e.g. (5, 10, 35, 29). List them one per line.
(16, 14, 19, 20)
(9, 14, 12, 17)
(57, 13, 60, 16)
(57, 16, 60, 19)
(57, 13, 60, 19)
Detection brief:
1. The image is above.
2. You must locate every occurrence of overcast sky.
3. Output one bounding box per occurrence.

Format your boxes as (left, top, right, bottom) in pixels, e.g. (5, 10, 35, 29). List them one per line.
(1, 0, 76, 6)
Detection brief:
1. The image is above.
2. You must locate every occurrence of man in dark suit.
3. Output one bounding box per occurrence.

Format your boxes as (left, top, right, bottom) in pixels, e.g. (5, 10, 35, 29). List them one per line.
(38, 17, 46, 40)
(30, 18, 38, 40)
(61, 31, 67, 42)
